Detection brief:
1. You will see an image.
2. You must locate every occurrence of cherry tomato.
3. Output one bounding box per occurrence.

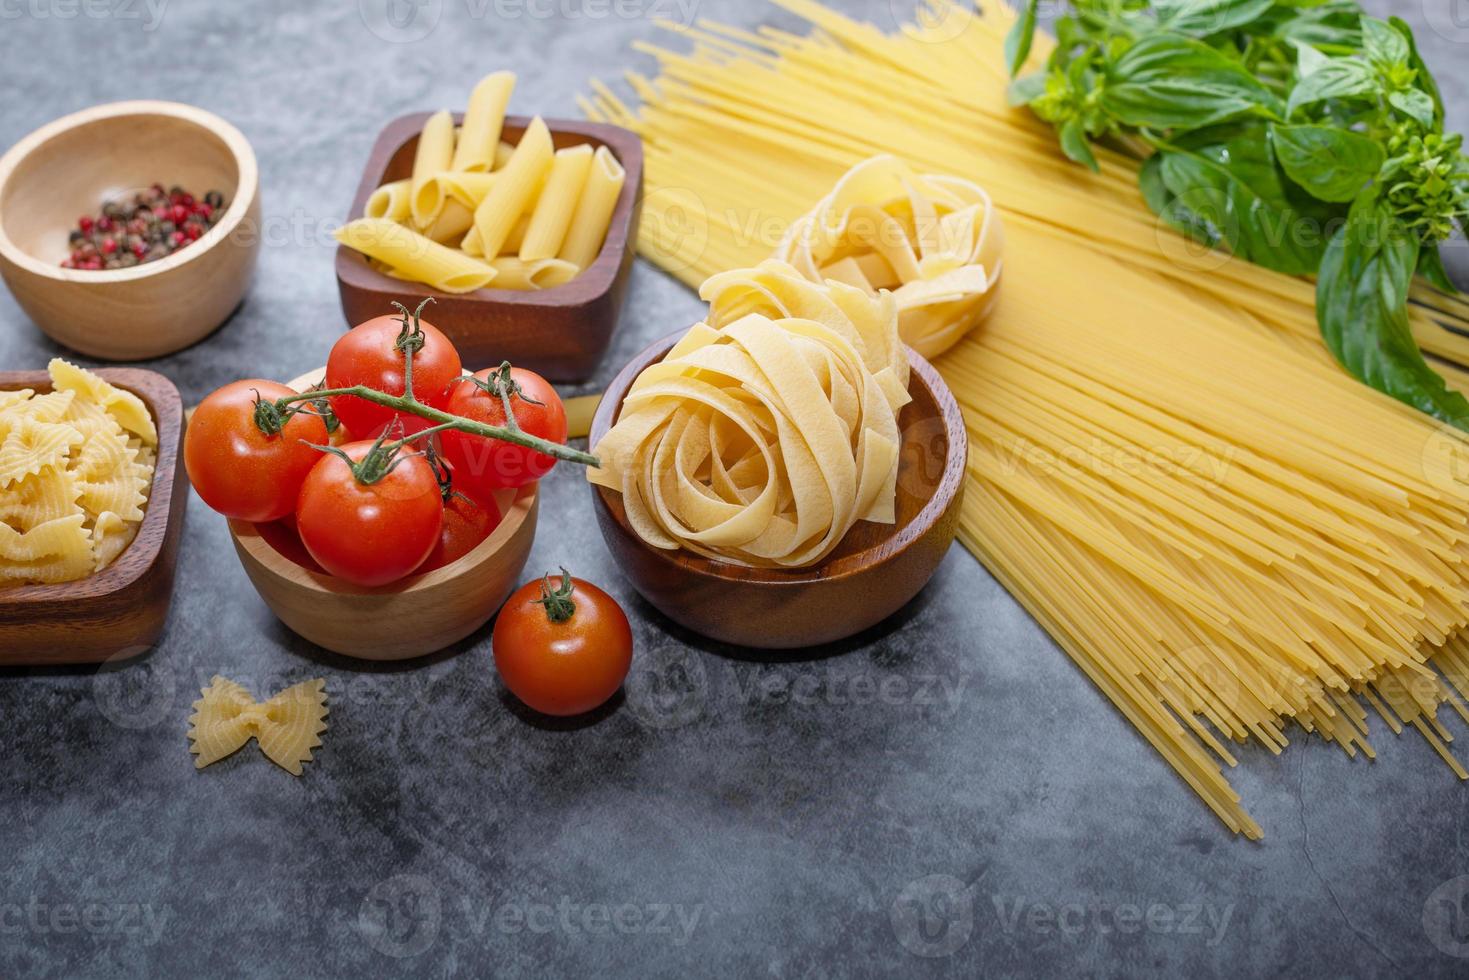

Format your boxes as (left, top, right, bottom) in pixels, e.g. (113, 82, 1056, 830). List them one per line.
(438, 367, 566, 495)
(325, 305, 462, 439)
(493, 571, 633, 716)
(420, 489, 502, 572)
(295, 441, 444, 587)
(185, 380, 328, 522)
(256, 514, 325, 574)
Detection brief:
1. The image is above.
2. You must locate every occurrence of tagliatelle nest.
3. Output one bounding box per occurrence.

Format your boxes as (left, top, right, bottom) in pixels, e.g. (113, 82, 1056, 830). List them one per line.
(589, 261, 911, 568)
(774, 155, 1004, 359)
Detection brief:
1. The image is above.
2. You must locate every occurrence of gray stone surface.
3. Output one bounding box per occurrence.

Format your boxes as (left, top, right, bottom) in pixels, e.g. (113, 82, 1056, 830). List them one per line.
(3, 0, 1469, 976)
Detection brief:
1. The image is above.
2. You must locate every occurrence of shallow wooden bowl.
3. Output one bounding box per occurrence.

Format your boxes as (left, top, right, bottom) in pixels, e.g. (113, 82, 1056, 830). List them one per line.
(335, 113, 642, 382)
(589, 333, 968, 649)
(0, 101, 261, 360)
(0, 369, 188, 665)
(223, 369, 537, 660)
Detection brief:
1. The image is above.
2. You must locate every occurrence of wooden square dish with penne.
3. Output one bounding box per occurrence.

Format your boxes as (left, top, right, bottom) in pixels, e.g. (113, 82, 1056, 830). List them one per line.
(333, 72, 643, 381)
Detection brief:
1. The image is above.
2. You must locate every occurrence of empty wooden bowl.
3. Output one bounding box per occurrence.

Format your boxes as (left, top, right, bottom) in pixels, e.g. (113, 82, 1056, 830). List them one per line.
(0, 368, 188, 665)
(0, 101, 261, 360)
(224, 368, 537, 660)
(335, 113, 642, 382)
(589, 333, 968, 649)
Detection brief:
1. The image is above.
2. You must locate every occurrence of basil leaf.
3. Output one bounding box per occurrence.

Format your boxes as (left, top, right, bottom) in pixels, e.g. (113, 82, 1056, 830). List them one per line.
(1391, 16, 1443, 127)
(1007, 71, 1048, 107)
(1361, 16, 1408, 70)
(1317, 193, 1469, 430)
(1261, 1, 1361, 49)
(1059, 117, 1099, 172)
(1140, 152, 1220, 247)
(1293, 42, 1330, 77)
(1005, 0, 1040, 77)
(1270, 124, 1385, 202)
(1418, 245, 1459, 295)
(1103, 35, 1282, 129)
(1153, 0, 1275, 36)
(1388, 88, 1436, 129)
(1159, 125, 1336, 275)
(1286, 57, 1375, 116)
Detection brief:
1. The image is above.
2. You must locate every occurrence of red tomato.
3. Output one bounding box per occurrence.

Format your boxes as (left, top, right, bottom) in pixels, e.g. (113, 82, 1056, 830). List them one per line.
(420, 490, 502, 572)
(492, 572, 633, 716)
(185, 380, 328, 522)
(325, 305, 461, 439)
(438, 367, 566, 495)
(256, 514, 325, 574)
(295, 441, 444, 587)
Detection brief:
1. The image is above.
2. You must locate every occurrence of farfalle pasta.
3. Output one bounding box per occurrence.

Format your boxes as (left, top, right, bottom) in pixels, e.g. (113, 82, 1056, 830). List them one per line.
(0, 360, 156, 585)
(588, 261, 910, 569)
(188, 676, 329, 776)
(774, 155, 1003, 359)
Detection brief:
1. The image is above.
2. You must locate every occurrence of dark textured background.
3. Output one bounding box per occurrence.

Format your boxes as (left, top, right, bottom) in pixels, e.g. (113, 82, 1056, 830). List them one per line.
(3, 1, 1469, 976)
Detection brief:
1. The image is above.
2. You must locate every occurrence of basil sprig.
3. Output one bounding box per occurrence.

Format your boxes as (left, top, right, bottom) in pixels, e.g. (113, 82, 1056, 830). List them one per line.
(1007, 0, 1469, 431)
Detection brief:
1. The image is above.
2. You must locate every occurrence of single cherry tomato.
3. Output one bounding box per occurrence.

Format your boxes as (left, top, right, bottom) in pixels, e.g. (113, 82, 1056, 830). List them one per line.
(325, 300, 462, 439)
(492, 570, 633, 716)
(420, 488, 502, 572)
(295, 441, 444, 587)
(256, 514, 325, 574)
(185, 380, 328, 522)
(438, 366, 567, 495)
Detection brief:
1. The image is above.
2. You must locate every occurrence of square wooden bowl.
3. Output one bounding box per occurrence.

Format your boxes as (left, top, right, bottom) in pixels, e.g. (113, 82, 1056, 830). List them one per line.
(335, 113, 643, 382)
(0, 368, 188, 665)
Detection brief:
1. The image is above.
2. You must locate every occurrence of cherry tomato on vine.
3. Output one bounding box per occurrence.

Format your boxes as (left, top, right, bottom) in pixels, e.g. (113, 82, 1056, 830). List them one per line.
(438, 366, 567, 495)
(492, 570, 633, 717)
(325, 300, 462, 439)
(420, 472, 502, 573)
(185, 379, 328, 522)
(295, 440, 444, 587)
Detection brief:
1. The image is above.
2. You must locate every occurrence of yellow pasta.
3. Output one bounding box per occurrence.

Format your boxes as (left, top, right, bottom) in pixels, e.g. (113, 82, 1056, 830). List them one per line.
(586, 0, 1469, 837)
(471, 115, 553, 258)
(436, 171, 497, 209)
(409, 109, 455, 228)
(188, 676, 329, 776)
(590, 261, 909, 567)
(775, 155, 1003, 358)
(421, 198, 475, 244)
(558, 144, 625, 269)
(487, 256, 581, 290)
(365, 179, 412, 222)
(520, 144, 594, 261)
(452, 71, 516, 172)
(334, 218, 497, 293)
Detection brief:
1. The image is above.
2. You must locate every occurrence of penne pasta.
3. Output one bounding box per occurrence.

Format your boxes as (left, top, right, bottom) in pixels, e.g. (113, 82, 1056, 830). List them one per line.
(520, 143, 594, 261)
(501, 214, 533, 255)
(365, 179, 412, 222)
(452, 71, 516, 172)
(494, 140, 515, 170)
(335, 217, 497, 294)
(558, 144, 625, 269)
(421, 198, 475, 244)
(471, 115, 553, 259)
(436, 171, 497, 209)
(487, 256, 580, 291)
(409, 109, 455, 228)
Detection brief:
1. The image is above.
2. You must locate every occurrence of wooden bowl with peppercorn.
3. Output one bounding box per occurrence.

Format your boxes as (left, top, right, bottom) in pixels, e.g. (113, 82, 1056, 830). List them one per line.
(225, 369, 540, 661)
(0, 100, 260, 360)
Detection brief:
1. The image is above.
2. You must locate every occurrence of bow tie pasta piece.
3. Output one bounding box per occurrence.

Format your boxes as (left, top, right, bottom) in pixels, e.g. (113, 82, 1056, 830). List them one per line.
(589, 267, 910, 569)
(0, 361, 158, 586)
(188, 677, 329, 776)
(773, 155, 1003, 359)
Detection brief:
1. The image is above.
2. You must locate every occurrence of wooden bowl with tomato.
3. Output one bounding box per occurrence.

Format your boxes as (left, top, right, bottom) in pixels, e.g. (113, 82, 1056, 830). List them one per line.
(188, 303, 579, 661)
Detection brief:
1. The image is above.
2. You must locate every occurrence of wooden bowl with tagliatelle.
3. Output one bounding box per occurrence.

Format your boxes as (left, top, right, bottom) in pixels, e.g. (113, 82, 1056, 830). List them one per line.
(588, 330, 967, 650)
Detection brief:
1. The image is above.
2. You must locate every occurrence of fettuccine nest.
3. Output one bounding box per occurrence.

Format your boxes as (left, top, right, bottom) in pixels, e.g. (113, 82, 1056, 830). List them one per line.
(589, 261, 911, 568)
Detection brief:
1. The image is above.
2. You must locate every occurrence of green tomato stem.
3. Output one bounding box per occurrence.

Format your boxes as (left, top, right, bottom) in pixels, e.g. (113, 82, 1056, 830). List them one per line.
(274, 386, 599, 467)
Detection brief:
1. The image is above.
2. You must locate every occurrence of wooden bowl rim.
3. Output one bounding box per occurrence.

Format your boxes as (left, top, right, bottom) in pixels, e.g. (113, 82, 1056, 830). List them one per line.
(0, 100, 260, 284)
(334, 112, 643, 308)
(589, 330, 967, 585)
(0, 367, 184, 605)
(228, 481, 537, 598)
